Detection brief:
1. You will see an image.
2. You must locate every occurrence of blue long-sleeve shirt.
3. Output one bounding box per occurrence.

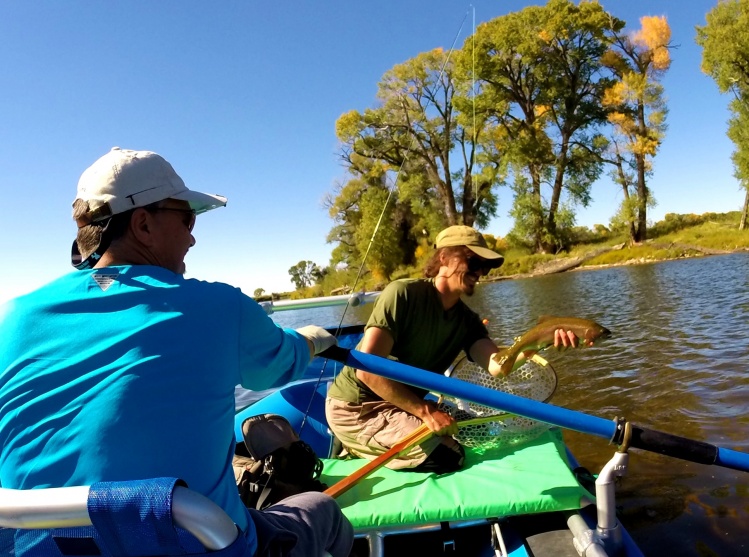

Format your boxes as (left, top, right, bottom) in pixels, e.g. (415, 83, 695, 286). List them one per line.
(0, 265, 311, 554)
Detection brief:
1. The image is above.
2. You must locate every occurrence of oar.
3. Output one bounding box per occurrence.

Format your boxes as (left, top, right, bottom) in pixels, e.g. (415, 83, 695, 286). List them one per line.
(324, 414, 509, 499)
(319, 346, 749, 473)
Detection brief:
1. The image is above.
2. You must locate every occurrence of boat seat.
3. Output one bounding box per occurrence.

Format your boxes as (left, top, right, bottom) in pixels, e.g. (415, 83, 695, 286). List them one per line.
(0, 477, 250, 557)
(321, 428, 593, 531)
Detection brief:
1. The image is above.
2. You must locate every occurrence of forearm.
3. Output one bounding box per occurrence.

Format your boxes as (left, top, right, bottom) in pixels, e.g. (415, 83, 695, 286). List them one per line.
(356, 370, 432, 420)
(354, 325, 427, 415)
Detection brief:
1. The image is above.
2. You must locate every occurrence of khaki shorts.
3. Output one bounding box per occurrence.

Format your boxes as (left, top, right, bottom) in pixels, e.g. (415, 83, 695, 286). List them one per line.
(325, 397, 454, 469)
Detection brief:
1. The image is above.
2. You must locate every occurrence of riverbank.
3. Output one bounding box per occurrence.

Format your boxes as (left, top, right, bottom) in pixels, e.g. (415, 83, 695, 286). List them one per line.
(488, 241, 749, 282)
(487, 211, 749, 282)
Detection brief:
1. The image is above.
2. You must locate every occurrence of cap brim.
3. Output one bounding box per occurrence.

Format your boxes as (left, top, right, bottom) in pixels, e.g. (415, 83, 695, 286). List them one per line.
(466, 245, 504, 268)
(172, 190, 227, 215)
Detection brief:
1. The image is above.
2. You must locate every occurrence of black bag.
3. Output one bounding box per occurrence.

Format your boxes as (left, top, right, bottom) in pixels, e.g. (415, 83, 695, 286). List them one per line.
(233, 413, 327, 510)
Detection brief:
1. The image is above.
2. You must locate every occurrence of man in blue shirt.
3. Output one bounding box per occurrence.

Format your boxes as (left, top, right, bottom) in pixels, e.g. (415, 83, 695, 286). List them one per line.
(0, 147, 353, 557)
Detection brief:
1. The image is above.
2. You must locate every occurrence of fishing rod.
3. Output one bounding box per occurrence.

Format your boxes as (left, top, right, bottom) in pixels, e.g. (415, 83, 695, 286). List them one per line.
(319, 345, 749, 473)
(297, 9, 474, 437)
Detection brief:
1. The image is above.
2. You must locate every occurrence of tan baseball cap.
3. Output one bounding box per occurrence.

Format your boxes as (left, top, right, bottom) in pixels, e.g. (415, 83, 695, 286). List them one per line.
(435, 225, 504, 267)
(74, 147, 227, 225)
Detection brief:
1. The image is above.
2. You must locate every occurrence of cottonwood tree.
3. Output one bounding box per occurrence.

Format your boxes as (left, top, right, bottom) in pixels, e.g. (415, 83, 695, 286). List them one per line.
(288, 261, 323, 290)
(727, 103, 749, 229)
(697, 0, 749, 229)
(332, 47, 502, 269)
(324, 167, 415, 283)
(469, 0, 621, 252)
(602, 15, 671, 242)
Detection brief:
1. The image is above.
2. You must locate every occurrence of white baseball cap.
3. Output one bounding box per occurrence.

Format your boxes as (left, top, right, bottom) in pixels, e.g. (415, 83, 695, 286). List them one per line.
(74, 147, 227, 224)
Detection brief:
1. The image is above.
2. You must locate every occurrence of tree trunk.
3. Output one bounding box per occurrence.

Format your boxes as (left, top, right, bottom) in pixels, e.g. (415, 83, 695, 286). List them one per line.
(530, 167, 547, 253)
(740, 187, 749, 231)
(615, 159, 637, 243)
(544, 152, 568, 253)
(634, 156, 647, 242)
(462, 172, 476, 227)
(422, 156, 457, 226)
(633, 100, 649, 242)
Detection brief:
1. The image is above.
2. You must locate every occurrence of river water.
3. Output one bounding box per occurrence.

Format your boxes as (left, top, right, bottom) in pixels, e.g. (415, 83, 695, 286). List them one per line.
(271, 253, 749, 557)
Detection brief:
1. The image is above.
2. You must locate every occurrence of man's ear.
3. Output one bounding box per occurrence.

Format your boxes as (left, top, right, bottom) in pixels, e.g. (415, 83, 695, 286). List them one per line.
(130, 208, 155, 246)
(438, 249, 455, 267)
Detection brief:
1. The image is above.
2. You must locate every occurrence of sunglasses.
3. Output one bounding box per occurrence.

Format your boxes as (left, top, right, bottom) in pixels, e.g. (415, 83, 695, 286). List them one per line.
(466, 256, 494, 275)
(148, 207, 197, 232)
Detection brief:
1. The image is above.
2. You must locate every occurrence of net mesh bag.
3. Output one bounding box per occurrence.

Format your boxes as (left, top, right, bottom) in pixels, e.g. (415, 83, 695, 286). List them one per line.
(439, 354, 557, 452)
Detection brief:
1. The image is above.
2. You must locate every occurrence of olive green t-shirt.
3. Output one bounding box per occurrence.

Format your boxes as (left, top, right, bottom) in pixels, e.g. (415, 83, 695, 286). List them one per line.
(327, 278, 489, 404)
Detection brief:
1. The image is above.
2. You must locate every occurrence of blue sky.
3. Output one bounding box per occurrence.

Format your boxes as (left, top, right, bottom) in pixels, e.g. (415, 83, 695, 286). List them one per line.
(0, 1, 738, 303)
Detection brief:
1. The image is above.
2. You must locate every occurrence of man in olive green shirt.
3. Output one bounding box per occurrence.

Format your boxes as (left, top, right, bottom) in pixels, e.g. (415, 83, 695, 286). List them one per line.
(326, 225, 581, 472)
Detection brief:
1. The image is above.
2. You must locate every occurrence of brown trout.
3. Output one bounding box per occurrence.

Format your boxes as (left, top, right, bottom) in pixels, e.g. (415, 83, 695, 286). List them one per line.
(493, 316, 611, 376)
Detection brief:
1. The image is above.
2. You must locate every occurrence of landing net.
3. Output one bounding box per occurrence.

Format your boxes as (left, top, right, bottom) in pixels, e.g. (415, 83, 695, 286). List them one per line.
(439, 353, 557, 452)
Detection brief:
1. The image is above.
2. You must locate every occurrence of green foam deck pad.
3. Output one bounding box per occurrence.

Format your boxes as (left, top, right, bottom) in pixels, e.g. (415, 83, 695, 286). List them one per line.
(320, 429, 590, 529)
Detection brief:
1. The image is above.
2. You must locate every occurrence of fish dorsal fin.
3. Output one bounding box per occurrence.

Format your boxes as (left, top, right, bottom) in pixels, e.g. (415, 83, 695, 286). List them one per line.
(537, 315, 558, 324)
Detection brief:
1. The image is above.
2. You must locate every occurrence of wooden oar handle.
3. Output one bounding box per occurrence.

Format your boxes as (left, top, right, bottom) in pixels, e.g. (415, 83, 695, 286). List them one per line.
(324, 424, 433, 499)
(324, 413, 509, 499)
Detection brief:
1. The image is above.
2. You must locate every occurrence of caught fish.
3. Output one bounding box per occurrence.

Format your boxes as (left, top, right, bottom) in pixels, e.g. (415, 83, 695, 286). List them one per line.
(493, 316, 611, 376)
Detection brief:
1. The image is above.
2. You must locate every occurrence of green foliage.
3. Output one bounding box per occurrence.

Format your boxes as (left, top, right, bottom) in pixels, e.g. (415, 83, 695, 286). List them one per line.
(278, 3, 748, 298)
(663, 220, 749, 250)
(609, 193, 656, 234)
(506, 183, 579, 253)
(649, 212, 712, 236)
(567, 225, 611, 245)
(549, 205, 579, 251)
(289, 285, 325, 300)
(727, 99, 749, 188)
(496, 253, 556, 276)
(697, 0, 749, 95)
(332, 46, 503, 245)
(469, 0, 619, 252)
(582, 244, 670, 266)
(354, 186, 409, 281)
(287, 260, 323, 290)
(505, 175, 541, 250)
(697, 1, 749, 221)
(316, 265, 364, 296)
(649, 211, 743, 237)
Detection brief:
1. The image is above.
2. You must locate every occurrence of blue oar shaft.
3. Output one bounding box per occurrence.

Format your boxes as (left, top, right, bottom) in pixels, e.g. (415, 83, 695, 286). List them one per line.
(320, 346, 749, 473)
(325, 346, 615, 438)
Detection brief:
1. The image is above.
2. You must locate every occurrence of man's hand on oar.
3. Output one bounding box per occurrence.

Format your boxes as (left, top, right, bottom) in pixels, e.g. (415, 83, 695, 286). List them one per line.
(420, 399, 458, 437)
